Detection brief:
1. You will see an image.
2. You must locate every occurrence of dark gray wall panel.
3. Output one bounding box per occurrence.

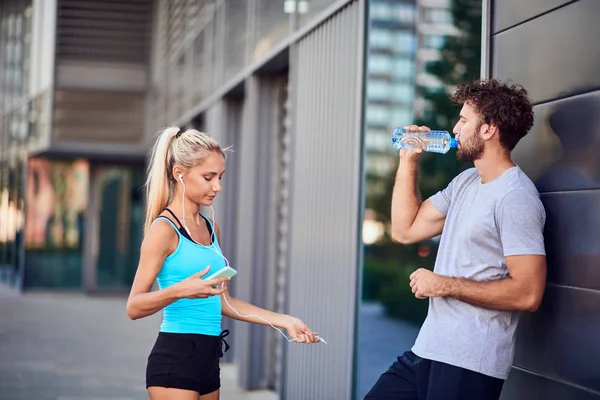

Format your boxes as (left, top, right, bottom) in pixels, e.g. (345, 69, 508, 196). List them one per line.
(493, 0, 572, 33)
(513, 91, 600, 192)
(492, 0, 600, 104)
(513, 285, 600, 392)
(541, 191, 600, 290)
(492, 1, 600, 398)
(501, 368, 600, 400)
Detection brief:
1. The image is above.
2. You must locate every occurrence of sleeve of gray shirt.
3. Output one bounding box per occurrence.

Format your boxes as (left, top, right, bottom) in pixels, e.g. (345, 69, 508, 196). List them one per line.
(429, 174, 460, 215)
(495, 189, 547, 257)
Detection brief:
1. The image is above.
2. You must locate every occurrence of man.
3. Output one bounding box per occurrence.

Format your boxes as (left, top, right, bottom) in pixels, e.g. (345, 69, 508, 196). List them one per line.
(365, 79, 547, 400)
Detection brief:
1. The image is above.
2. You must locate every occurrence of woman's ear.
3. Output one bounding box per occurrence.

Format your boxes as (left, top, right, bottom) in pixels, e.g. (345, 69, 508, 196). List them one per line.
(172, 166, 183, 182)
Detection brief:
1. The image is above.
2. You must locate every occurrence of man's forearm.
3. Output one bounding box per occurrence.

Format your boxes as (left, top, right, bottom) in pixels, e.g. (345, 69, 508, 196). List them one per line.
(441, 276, 537, 312)
(391, 159, 421, 238)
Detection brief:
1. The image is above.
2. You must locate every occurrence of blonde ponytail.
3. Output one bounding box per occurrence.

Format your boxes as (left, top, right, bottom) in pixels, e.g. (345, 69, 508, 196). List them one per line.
(144, 127, 228, 235)
(144, 127, 179, 234)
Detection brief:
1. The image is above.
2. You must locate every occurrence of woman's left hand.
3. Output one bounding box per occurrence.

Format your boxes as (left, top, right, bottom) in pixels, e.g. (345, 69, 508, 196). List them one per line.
(282, 315, 320, 344)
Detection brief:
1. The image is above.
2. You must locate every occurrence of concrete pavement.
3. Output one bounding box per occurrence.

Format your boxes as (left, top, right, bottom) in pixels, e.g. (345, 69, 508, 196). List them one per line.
(356, 302, 420, 399)
(0, 285, 278, 400)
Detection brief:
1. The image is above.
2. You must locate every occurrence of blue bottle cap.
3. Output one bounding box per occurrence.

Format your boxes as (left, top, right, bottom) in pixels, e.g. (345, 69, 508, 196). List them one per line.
(450, 138, 458, 149)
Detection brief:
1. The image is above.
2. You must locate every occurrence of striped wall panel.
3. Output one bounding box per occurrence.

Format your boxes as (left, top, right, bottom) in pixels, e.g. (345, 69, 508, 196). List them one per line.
(284, 1, 365, 399)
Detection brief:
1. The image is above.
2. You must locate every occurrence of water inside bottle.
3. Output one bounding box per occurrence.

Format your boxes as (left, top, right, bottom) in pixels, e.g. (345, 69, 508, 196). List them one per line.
(396, 131, 451, 153)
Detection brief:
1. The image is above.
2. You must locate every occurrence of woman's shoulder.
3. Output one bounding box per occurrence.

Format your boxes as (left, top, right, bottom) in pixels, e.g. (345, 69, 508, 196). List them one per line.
(142, 217, 179, 254)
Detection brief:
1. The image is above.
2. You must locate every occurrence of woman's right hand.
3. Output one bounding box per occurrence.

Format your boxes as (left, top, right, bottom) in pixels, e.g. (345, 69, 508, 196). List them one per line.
(175, 266, 229, 299)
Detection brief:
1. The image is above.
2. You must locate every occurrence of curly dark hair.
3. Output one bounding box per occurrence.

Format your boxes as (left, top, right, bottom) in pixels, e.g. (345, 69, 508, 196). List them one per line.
(450, 79, 534, 151)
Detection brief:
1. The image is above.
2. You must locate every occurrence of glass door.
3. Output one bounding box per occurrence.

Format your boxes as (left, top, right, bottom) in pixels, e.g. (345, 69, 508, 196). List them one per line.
(86, 165, 144, 291)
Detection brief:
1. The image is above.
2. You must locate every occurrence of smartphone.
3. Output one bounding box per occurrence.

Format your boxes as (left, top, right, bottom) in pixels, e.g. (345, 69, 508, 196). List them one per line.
(203, 266, 237, 281)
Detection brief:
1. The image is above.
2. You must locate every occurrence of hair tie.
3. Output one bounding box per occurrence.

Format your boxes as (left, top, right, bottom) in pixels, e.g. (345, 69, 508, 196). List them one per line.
(175, 128, 185, 138)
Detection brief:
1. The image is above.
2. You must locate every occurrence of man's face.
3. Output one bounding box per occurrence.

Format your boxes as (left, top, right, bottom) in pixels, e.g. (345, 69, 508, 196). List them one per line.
(453, 103, 485, 162)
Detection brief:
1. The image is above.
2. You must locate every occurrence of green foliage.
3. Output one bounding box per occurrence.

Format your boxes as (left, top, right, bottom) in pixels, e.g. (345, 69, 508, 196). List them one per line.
(363, 243, 437, 325)
(363, 0, 483, 322)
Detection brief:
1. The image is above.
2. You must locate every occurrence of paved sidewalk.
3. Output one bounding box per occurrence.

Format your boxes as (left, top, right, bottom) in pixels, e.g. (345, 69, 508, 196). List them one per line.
(0, 285, 278, 400)
(356, 302, 420, 399)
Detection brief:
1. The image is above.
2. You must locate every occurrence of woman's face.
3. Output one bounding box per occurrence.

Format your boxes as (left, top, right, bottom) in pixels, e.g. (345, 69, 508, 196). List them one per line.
(179, 151, 225, 206)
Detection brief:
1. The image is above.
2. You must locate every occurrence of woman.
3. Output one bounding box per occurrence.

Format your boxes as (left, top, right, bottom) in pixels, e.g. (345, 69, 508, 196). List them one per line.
(126, 127, 319, 400)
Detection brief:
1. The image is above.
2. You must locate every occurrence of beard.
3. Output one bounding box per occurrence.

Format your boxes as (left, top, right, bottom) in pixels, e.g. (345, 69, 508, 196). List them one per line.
(457, 125, 485, 162)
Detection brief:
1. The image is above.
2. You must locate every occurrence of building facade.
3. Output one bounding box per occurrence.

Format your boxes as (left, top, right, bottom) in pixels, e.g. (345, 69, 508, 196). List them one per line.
(0, 0, 153, 292)
(1, 0, 366, 398)
(483, 0, 600, 398)
(413, 0, 459, 119)
(149, 2, 366, 398)
(2, 0, 597, 399)
(364, 0, 416, 185)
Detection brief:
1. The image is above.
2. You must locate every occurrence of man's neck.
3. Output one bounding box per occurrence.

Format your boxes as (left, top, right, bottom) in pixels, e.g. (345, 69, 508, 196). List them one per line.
(474, 150, 516, 184)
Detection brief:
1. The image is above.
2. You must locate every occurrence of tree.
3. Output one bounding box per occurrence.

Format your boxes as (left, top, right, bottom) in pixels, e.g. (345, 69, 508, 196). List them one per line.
(414, 0, 482, 193)
(363, 0, 483, 323)
(369, 0, 482, 230)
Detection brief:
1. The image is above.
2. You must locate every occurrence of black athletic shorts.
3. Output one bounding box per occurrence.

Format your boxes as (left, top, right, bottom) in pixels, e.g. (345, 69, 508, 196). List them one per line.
(146, 330, 230, 395)
(364, 350, 504, 400)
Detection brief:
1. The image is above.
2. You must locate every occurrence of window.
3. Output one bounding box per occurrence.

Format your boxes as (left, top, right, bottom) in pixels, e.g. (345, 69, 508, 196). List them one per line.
(24, 158, 90, 288)
(359, 0, 484, 395)
(368, 54, 392, 75)
(367, 80, 391, 101)
(368, 81, 413, 104)
(370, 2, 391, 20)
(393, 31, 416, 54)
(391, 83, 413, 102)
(365, 130, 392, 152)
(253, 0, 292, 61)
(366, 105, 391, 125)
(423, 7, 453, 24)
(0, 156, 25, 284)
(392, 2, 415, 24)
(391, 107, 412, 127)
(370, 28, 393, 49)
(393, 57, 414, 79)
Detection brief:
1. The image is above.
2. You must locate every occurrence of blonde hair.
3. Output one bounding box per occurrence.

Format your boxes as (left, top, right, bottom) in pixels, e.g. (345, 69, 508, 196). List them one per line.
(144, 127, 226, 234)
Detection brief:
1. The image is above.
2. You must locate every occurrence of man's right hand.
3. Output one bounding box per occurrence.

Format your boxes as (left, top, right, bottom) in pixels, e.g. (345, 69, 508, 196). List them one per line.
(175, 266, 229, 299)
(399, 125, 430, 163)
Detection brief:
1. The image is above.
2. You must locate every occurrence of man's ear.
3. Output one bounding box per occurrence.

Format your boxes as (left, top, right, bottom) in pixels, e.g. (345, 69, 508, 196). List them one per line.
(480, 122, 498, 141)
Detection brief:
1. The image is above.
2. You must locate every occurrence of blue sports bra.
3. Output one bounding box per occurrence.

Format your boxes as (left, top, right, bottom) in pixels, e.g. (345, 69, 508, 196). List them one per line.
(155, 211, 227, 335)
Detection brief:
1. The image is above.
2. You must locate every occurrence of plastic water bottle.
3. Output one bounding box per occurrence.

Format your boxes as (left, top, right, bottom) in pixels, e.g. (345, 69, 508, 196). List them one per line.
(392, 128, 458, 154)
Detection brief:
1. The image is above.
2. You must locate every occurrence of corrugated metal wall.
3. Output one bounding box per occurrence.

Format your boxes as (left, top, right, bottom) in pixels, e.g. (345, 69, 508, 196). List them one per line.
(142, 1, 367, 396)
(487, 1, 600, 399)
(284, 1, 365, 399)
(207, 97, 242, 364)
(233, 75, 291, 390)
(273, 78, 292, 395)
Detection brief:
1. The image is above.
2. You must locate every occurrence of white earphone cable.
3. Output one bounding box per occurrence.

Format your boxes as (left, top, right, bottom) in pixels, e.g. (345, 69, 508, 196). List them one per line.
(178, 176, 326, 345)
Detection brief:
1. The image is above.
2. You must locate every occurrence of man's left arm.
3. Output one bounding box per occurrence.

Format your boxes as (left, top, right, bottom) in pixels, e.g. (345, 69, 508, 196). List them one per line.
(410, 189, 547, 311)
(410, 255, 546, 311)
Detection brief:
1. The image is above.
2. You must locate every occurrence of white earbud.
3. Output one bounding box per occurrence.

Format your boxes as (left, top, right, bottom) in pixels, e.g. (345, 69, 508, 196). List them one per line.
(178, 173, 183, 183)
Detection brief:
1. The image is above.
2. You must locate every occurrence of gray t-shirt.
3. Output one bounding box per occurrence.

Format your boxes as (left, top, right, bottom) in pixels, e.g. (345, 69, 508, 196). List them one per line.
(411, 166, 546, 379)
